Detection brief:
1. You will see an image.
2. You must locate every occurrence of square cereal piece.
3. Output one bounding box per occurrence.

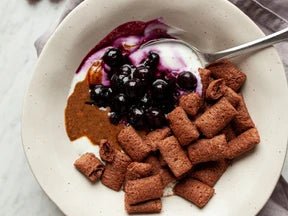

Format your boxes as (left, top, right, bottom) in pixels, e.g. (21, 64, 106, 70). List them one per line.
(159, 154, 168, 167)
(124, 162, 153, 191)
(144, 127, 171, 151)
(167, 107, 199, 146)
(223, 86, 241, 107)
(207, 59, 246, 92)
(145, 155, 162, 175)
(125, 162, 153, 181)
(74, 153, 104, 183)
(99, 139, 115, 163)
(118, 126, 151, 161)
(206, 79, 226, 100)
(187, 134, 228, 164)
(199, 68, 212, 97)
(232, 95, 255, 134)
(157, 136, 193, 178)
(221, 125, 237, 142)
(225, 128, 260, 159)
(191, 159, 230, 187)
(125, 174, 164, 205)
(195, 97, 237, 138)
(174, 178, 214, 208)
(101, 150, 131, 191)
(179, 92, 202, 116)
(159, 168, 176, 188)
(125, 198, 162, 214)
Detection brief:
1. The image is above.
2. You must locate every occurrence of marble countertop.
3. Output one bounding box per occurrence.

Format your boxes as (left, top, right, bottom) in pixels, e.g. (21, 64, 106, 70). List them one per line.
(0, 0, 287, 215)
(0, 0, 65, 215)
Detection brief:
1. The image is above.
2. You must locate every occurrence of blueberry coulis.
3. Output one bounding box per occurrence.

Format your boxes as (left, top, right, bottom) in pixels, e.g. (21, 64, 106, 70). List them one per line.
(75, 19, 202, 130)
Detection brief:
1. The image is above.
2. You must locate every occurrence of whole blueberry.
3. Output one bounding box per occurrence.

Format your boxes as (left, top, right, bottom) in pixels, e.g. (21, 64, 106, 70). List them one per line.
(139, 94, 152, 109)
(106, 67, 117, 79)
(176, 71, 197, 91)
(163, 73, 177, 91)
(111, 74, 130, 92)
(151, 79, 170, 100)
(173, 91, 180, 101)
(109, 112, 121, 125)
(90, 85, 103, 102)
(125, 78, 144, 99)
(101, 87, 113, 103)
(133, 65, 152, 83)
(102, 47, 123, 67)
(90, 85, 112, 107)
(144, 51, 160, 69)
(145, 107, 167, 129)
(111, 93, 129, 114)
(128, 106, 145, 129)
(156, 99, 175, 114)
(117, 64, 135, 76)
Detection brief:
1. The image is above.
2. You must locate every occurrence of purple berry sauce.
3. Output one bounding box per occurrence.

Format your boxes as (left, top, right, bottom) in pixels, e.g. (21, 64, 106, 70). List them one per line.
(74, 18, 203, 130)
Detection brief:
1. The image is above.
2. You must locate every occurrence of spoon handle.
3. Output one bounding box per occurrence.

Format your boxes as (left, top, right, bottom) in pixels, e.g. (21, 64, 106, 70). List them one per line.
(205, 27, 288, 64)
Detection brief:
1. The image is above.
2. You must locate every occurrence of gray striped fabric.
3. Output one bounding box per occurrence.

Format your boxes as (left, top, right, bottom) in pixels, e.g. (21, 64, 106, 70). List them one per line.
(230, 0, 288, 79)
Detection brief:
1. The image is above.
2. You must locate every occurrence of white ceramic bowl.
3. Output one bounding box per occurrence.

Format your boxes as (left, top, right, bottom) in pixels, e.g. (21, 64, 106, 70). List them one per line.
(22, 0, 288, 215)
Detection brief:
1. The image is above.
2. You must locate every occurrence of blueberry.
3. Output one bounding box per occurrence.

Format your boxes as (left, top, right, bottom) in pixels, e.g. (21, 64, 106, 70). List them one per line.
(102, 47, 123, 67)
(144, 51, 159, 69)
(109, 112, 121, 125)
(139, 94, 152, 109)
(173, 91, 180, 101)
(111, 74, 130, 92)
(111, 93, 129, 113)
(163, 73, 177, 91)
(110, 74, 118, 88)
(133, 65, 152, 83)
(177, 71, 197, 91)
(117, 64, 135, 76)
(128, 106, 145, 129)
(106, 68, 117, 79)
(90, 85, 113, 107)
(90, 85, 103, 101)
(151, 79, 170, 100)
(145, 107, 167, 129)
(101, 87, 113, 104)
(148, 52, 160, 62)
(156, 99, 175, 113)
(125, 78, 144, 99)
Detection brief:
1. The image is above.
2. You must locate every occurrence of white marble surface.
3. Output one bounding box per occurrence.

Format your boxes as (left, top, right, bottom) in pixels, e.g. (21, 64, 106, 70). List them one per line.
(0, 1, 287, 216)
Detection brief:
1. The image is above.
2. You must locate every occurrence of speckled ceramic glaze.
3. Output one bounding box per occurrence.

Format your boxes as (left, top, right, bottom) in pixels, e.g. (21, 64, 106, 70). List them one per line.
(22, 0, 288, 215)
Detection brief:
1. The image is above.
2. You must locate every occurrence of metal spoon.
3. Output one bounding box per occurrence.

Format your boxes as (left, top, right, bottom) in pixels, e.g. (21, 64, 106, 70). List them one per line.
(141, 27, 288, 67)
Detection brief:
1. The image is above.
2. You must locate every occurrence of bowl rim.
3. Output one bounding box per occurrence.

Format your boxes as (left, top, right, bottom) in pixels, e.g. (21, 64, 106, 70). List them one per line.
(21, 0, 288, 215)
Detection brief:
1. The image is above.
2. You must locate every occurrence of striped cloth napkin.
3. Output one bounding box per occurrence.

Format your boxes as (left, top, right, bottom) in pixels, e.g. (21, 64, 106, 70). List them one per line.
(35, 0, 288, 215)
